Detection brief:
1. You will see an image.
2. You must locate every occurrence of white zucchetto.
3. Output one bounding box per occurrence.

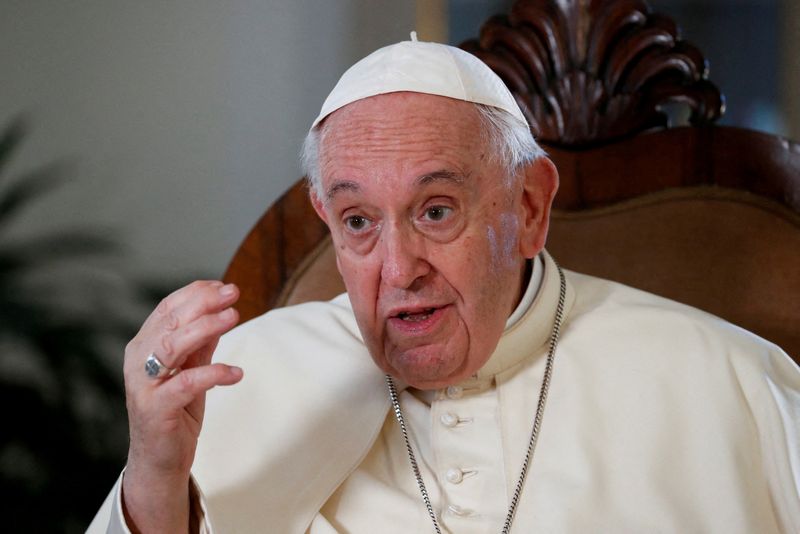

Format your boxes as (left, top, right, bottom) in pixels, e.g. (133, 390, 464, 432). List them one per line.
(311, 32, 527, 129)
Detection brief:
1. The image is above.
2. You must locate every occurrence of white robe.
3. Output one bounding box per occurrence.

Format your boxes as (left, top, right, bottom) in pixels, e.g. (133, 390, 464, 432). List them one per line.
(88, 252, 800, 533)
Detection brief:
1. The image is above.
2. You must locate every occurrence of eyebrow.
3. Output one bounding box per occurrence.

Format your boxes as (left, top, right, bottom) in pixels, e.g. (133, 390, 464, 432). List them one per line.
(325, 180, 360, 202)
(417, 170, 465, 186)
(325, 170, 465, 203)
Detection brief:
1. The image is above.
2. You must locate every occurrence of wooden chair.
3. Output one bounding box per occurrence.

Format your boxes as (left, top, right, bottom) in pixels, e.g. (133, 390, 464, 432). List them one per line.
(223, 0, 800, 362)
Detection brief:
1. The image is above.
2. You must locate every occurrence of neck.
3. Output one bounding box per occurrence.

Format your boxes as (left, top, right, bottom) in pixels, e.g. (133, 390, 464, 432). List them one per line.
(511, 259, 532, 314)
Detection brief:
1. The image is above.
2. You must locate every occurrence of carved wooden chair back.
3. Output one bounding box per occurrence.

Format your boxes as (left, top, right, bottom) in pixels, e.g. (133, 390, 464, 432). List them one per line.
(224, 0, 800, 361)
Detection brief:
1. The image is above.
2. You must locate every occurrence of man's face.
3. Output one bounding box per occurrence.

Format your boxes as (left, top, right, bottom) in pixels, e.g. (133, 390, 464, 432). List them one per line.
(313, 92, 550, 389)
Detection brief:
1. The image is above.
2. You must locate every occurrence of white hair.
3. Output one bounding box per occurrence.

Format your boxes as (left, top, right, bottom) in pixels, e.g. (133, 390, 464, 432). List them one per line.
(300, 103, 545, 197)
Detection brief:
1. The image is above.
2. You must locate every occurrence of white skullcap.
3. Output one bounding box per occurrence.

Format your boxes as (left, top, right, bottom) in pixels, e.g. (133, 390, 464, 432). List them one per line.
(310, 32, 526, 129)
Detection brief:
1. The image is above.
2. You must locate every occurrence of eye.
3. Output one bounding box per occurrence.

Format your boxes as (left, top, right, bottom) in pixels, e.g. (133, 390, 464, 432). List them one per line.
(423, 205, 453, 222)
(344, 214, 371, 233)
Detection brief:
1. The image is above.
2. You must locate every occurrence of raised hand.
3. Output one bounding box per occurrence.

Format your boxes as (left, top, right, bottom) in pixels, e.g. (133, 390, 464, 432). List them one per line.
(121, 280, 243, 533)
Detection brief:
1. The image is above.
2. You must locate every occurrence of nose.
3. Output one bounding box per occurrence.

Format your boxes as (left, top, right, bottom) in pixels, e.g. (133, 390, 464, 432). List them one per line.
(379, 223, 430, 289)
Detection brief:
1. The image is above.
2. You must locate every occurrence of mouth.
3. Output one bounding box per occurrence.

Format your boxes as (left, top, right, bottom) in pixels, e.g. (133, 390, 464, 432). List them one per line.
(387, 304, 450, 335)
(395, 308, 438, 322)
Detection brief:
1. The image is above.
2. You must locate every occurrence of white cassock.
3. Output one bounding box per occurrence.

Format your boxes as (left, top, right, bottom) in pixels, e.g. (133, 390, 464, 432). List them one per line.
(89, 251, 800, 533)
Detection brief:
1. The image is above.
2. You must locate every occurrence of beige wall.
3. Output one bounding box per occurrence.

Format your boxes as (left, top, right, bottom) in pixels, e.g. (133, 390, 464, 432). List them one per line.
(0, 1, 414, 280)
(416, 0, 448, 42)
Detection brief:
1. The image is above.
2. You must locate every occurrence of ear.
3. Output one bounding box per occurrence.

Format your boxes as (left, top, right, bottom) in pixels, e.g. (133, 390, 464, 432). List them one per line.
(309, 188, 344, 274)
(518, 157, 559, 258)
(309, 189, 329, 225)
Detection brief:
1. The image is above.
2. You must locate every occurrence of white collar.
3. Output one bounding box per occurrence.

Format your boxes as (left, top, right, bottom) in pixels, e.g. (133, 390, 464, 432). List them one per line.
(474, 250, 574, 380)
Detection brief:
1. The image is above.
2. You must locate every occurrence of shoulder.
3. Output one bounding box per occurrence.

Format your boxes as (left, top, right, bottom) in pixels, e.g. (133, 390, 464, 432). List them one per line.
(556, 271, 799, 451)
(561, 270, 797, 382)
(204, 292, 381, 433)
(215, 293, 365, 365)
(553, 271, 800, 530)
(565, 270, 783, 351)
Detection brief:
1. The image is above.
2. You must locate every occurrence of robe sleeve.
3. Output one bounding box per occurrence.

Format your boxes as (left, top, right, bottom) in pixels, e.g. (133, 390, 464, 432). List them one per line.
(84, 470, 213, 534)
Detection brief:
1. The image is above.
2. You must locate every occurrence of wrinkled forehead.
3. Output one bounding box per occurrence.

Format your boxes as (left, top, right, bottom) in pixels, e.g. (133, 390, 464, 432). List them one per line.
(317, 93, 487, 181)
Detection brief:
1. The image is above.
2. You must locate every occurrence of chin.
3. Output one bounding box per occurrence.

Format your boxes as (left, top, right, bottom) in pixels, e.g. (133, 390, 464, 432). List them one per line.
(386, 346, 471, 390)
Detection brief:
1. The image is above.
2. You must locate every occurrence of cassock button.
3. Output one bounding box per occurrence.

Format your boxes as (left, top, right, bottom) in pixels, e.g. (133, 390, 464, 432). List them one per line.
(440, 412, 459, 428)
(445, 468, 464, 484)
(445, 385, 463, 399)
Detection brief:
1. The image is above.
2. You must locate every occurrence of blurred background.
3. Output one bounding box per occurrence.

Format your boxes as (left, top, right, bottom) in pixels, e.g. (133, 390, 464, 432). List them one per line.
(0, 0, 796, 531)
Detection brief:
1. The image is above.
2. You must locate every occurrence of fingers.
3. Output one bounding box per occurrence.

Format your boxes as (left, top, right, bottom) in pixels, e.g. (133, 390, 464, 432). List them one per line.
(160, 280, 230, 319)
(145, 281, 238, 339)
(127, 281, 240, 373)
(158, 307, 239, 369)
(156, 363, 244, 410)
(171, 282, 239, 328)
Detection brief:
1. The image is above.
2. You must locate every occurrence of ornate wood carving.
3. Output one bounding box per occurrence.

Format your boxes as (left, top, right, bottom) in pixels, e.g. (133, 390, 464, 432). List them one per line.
(460, 0, 725, 146)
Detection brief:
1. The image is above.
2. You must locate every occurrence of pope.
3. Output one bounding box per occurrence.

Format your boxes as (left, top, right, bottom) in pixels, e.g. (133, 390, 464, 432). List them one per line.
(90, 37, 800, 533)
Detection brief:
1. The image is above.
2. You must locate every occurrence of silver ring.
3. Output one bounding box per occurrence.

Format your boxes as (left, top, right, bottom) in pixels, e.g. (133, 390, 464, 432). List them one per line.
(144, 352, 177, 379)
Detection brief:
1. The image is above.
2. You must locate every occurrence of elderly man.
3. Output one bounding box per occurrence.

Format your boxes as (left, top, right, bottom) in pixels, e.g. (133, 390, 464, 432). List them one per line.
(90, 38, 800, 533)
